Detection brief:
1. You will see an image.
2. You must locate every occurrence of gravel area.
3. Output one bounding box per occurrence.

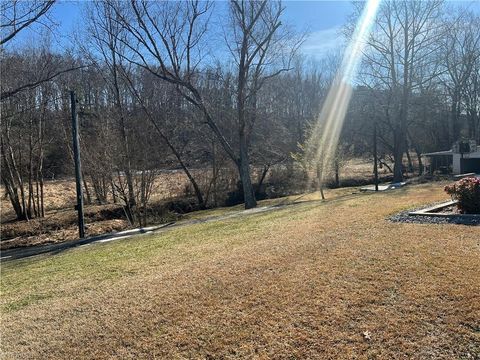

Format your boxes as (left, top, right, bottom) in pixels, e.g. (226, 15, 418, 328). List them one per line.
(389, 202, 480, 226)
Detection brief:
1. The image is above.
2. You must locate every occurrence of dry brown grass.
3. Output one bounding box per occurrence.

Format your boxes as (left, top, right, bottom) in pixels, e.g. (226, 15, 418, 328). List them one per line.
(0, 160, 376, 248)
(0, 159, 379, 220)
(0, 171, 195, 247)
(0, 204, 130, 250)
(0, 171, 193, 221)
(1, 183, 479, 359)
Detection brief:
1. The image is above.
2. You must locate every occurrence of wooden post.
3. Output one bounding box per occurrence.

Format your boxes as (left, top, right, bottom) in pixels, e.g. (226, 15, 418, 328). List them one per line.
(373, 122, 379, 191)
(70, 91, 85, 238)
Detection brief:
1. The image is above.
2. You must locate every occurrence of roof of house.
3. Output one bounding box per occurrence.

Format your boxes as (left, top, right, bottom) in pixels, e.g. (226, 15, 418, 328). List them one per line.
(422, 150, 453, 157)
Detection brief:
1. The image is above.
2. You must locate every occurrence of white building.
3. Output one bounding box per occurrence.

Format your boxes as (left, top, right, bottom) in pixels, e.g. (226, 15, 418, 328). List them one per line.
(423, 140, 480, 175)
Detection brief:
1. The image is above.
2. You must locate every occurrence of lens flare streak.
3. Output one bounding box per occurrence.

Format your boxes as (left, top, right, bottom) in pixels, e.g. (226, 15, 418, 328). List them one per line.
(306, 0, 381, 190)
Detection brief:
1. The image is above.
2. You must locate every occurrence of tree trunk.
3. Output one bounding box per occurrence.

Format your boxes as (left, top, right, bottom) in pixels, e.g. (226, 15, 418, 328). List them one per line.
(238, 134, 256, 209)
(392, 127, 405, 183)
(36, 148, 45, 217)
(1, 156, 25, 220)
(415, 147, 423, 175)
(406, 146, 414, 174)
(258, 164, 270, 190)
(5, 137, 28, 220)
(212, 141, 218, 207)
(2, 176, 24, 219)
(39, 175, 45, 217)
(467, 108, 478, 142)
(124, 167, 136, 209)
(82, 174, 92, 205)
(111, 178, 117, 203)
(28, 118, 35, 218)
(450, 92, 461, 143)
(37, 114, 45, 217)
(27, 148, 35, 218)
(334, 160, 340, 187)
(316, 167, 325, 200)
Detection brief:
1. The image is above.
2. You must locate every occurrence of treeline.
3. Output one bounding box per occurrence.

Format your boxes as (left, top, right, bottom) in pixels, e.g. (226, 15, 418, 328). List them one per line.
(345, 1, 480, 181)
(1, 0, 479, 224)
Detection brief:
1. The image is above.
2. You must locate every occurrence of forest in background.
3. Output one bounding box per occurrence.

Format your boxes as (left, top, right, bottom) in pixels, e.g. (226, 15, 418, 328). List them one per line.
(1, 0, 479, 228)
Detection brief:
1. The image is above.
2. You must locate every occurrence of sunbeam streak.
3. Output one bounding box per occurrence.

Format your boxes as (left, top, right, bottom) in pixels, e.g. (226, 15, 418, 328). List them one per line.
(305, 0, 381, 191)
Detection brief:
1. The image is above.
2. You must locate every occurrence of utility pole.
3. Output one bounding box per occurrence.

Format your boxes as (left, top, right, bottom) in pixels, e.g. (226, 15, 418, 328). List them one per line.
(70, 90, 85, 238)
(373, 121, 379, 191)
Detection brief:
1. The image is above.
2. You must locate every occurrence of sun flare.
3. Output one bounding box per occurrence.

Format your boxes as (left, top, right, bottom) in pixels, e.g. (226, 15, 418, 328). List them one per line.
(305, 0, 381, 189)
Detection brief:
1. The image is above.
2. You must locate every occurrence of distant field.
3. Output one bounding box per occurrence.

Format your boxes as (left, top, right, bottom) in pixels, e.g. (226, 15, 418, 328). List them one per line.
(0, 169, 197, 221)
(0, 169, 204, 249)
(0, 158, 383, 217)
(1, 183, 478, 359)
(0, 158, 390, 249)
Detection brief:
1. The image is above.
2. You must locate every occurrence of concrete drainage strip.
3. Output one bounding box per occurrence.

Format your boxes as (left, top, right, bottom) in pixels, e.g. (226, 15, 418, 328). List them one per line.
(408, 200, 480, 219)
(0, 204, 294, 262)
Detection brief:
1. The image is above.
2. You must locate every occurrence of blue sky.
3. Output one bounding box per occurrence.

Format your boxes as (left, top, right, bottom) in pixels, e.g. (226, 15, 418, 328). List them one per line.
(50, 1, 352, 34)
(17, 0, 353, 59)
(283, 1, 352, 58)
(11, 0, 480, 60)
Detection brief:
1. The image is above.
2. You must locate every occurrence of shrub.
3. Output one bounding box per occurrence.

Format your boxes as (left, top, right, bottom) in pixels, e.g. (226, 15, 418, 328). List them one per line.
(444, 177, 480, 214)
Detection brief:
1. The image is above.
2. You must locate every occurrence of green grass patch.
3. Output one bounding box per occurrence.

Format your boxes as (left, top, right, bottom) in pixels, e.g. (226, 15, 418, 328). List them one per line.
(3, 293, 54, 313)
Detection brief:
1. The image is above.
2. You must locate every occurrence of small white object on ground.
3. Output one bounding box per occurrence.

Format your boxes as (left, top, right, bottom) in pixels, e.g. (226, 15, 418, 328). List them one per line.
(363, 330, 372, 340)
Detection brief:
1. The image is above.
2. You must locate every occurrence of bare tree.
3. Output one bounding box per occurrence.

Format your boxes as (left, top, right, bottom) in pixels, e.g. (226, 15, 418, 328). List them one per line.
(441, 10, 480, 143)
(0, 0, 55, 46)
(122, 68, 208, 209)
(0, 0, 84, 101)
(352, 0, 444, 182)
(464, 54, 480, 142)
(0, 47, 76, 220)
(106, 0, 298, 209)
(224, 0, 300, 207)
(82, 1, 138, 222)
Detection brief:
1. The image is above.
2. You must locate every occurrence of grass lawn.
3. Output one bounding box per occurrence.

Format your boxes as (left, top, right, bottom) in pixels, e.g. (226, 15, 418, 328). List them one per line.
(1, 183, 479, 359)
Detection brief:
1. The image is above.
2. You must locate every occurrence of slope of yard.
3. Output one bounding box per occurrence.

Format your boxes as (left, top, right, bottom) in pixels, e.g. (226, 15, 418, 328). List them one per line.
(0, 158, 392, 250)
(1, 183, 479, 359)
